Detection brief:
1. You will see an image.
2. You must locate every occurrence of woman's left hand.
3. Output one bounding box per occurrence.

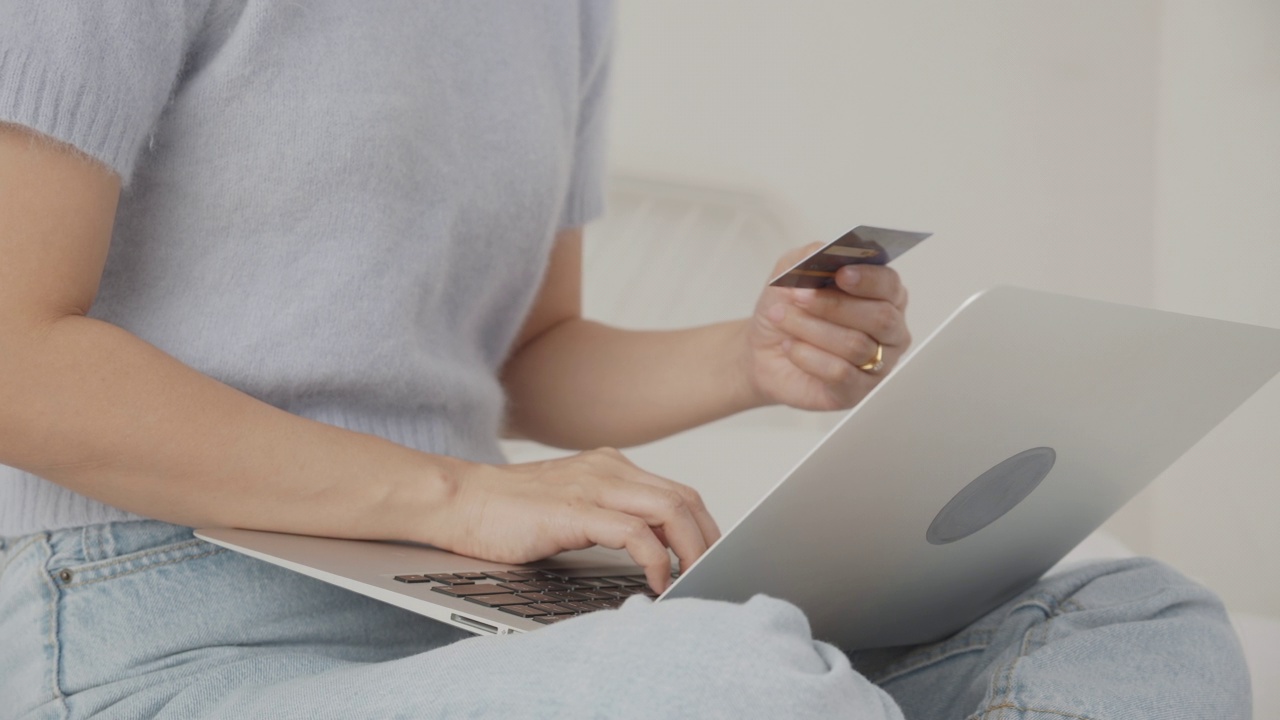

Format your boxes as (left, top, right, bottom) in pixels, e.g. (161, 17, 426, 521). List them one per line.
(742, 243, 912, 412)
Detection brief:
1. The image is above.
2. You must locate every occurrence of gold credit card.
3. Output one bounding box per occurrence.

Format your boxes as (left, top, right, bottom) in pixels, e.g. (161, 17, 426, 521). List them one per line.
(769, 226, 932, 289)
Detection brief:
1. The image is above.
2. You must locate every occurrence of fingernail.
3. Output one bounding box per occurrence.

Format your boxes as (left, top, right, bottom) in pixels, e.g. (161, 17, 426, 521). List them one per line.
(767, 304, 785, 323)
(838, 267, 861, 285)
(793, 288, 816, 306)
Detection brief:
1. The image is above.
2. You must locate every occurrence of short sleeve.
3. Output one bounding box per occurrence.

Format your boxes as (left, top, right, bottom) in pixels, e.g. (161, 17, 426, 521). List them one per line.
(557, 2, 615, 230)
(0, 1, 209, 182)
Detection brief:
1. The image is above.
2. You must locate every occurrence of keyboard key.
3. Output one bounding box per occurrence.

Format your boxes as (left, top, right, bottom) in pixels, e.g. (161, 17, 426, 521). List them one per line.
(511, 592, 557, 604)
(558, 601, 600, 614)
(465, 594, 538, 608)
(544, 590, 590, 602)
(431, 584, 513, 598)
(524, 580, 573, 592)
(425, 574, 474, 585)
(512, 570, 563, 582)
(392, 575, 433, 584)
(604, 576, 644, 588)
(499, 604, 549, 618)
(580, 600, 615, 611)
(541, 567, 643, 580)
(567, 577, 620, 589)
(496, 582, 541, 593)
(533, 615, 571, 624)
(578, 589, 618, 601)
(455, 572, 490, 581)
(483, 571, 529, 583)
(528, 603, 576, 616)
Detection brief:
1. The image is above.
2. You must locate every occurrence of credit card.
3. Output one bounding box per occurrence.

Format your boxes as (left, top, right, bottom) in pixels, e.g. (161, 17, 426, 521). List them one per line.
(768, 226, 932, 289)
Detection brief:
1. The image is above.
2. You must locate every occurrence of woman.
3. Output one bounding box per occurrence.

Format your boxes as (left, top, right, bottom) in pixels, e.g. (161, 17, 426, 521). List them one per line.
(0, 3, 1249, 718)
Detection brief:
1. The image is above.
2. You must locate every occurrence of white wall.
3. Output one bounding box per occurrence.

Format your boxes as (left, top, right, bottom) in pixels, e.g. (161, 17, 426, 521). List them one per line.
(609, 0, 1163, 333)
(605, 0, 1280, 616)
(1149, 1, 1280, 618)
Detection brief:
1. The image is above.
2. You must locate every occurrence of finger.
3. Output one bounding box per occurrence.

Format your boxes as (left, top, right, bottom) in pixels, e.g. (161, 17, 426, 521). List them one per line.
(785, 340, 869, 402)
(583, 448, 722, 549)
(595, 477, 709, 574)
(832, 264, 908, 309)
(578, 508, 675, 593)
(783, 293, 906, 345)
(776, 302, 906, 362)
(615, 471, 722, 548)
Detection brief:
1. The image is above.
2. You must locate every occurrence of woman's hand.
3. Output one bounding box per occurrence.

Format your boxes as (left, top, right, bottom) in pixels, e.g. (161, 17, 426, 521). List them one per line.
(743, 244, 912, 411)
(430, 449, 721, 593)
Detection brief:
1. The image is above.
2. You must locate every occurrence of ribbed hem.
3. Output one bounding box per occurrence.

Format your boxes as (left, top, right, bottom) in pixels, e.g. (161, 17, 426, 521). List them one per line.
(0, 468, 147, 538)
(0, 46, 146, 181)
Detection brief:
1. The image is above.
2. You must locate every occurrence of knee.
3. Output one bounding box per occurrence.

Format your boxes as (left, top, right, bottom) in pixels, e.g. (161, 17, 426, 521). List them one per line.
(553, 595, 896, 718)
(1051, 557, 1250, 698)
(1056, 556, 1232, 623)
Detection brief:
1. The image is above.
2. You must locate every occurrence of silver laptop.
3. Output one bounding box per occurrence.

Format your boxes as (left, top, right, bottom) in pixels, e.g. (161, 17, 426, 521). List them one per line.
(198, 286, 1280, 650)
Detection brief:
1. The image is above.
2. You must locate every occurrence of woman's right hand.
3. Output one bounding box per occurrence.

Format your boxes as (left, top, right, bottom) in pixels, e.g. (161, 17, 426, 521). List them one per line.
(428, 448, 721, 593)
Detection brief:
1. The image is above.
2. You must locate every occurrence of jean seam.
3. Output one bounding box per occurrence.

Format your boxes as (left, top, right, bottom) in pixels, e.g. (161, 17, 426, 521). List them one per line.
(867, 639, 992, 686)
(979, 703, 1100, 720)
(1060, 598, 1085, 613)
(39, 539, 70, 720)
(61, 546, 226, 589)
(980, 595, 1077, 720)
(0, 535, 43, 577)
(54, 537, 205, 575)
(79, 525, 115, 564)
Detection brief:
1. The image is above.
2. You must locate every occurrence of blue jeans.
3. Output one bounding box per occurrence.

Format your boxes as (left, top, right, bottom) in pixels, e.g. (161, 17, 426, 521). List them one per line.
(0, 520, 1250, 719)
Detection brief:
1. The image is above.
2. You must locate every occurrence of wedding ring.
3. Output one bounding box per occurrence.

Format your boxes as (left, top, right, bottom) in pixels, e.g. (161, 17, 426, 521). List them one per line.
(857, 342, 885, 374)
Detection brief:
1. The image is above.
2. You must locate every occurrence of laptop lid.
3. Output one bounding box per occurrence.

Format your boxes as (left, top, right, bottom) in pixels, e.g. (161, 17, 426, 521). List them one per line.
(199, 286, 1280, 648)
(663, 285, 1280, 648)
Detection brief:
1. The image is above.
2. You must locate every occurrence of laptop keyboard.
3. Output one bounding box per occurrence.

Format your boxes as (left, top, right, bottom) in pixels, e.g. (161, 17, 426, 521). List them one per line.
(393, 569, 661, 625)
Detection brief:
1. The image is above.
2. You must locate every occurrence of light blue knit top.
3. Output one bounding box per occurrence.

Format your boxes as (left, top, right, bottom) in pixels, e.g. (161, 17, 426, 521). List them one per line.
(0, 1, 613, 535)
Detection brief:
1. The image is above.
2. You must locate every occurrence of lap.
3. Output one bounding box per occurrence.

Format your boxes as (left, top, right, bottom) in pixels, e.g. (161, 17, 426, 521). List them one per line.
(0, 521, 892, 720)
(0, 520, 1249, 720)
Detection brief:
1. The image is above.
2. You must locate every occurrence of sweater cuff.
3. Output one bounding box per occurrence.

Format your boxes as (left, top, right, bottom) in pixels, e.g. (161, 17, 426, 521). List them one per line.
(0, 47, 150, 181)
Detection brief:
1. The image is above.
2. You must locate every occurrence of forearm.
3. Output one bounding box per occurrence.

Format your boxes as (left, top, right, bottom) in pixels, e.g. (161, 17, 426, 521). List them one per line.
(501, 318, 765, 449)
(0, 315, 461, 543)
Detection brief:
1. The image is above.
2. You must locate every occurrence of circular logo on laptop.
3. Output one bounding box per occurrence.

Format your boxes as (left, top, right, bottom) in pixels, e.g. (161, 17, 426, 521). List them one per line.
(926, 447, 1057, 545)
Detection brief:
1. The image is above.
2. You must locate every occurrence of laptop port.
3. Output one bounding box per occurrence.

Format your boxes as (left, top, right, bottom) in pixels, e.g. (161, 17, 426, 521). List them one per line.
(450, 613, 499, 634)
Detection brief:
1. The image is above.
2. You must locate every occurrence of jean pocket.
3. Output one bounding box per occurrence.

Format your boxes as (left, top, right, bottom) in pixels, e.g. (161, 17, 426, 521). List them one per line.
(50, 534, 226, 590)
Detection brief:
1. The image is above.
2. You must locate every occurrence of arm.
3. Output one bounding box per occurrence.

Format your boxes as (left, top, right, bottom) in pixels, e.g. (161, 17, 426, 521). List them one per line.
(0, 124, 713, 591)
(501, 229, 759, 448)
(0, 123, 459, 543)
(502, 232, 912, 450)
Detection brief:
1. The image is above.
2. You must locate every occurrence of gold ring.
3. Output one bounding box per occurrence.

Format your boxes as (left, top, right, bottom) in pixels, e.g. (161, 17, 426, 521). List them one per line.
(857, 342, 885, 374)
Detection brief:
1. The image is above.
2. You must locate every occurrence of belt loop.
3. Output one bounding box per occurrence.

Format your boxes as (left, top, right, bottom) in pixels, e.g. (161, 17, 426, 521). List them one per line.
(80, 524, 114, 563)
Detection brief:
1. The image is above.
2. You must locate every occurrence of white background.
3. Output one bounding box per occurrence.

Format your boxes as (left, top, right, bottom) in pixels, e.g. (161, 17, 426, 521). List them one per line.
(601, 0, 1280, 619)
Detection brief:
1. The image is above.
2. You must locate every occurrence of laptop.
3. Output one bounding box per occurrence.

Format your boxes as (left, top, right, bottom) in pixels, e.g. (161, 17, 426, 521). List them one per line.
(198, 286, 1280, 650)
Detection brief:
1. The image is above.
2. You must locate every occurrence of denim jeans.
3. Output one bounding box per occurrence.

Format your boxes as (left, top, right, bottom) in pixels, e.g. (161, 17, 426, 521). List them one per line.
(0, 520, 1250, 719)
